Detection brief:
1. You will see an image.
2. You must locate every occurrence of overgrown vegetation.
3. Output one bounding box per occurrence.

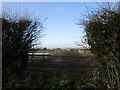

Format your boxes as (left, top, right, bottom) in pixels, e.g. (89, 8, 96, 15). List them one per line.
(80, 3, 120, 88)
(2, 8, 45, 88)
(3, 2, 120, 89)
(3, 69, 93, 89)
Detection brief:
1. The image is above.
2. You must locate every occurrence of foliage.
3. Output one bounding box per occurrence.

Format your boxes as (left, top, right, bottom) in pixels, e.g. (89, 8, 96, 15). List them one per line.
(80, 3, 120, 88)
(3, 70, 93, 89)
(2, 8, 45, 87)
(77, 49, 93, 56)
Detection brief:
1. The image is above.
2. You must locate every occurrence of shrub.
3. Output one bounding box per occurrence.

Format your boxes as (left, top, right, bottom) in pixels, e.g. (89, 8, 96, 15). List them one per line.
(80, 3, 120, 88)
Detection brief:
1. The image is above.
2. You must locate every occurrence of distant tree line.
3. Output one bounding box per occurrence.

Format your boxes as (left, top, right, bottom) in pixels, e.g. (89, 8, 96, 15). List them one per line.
(79, 2, 120, 88)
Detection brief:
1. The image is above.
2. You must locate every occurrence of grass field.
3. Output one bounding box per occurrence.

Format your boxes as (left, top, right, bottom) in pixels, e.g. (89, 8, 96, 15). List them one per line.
(24, 49, 95, 88)
(30, 49, 93, 56)
(4, 49, 98, 88)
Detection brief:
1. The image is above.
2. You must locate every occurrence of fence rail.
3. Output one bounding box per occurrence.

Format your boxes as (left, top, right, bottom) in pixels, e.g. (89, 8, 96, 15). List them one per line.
(27, 53, 91, 71)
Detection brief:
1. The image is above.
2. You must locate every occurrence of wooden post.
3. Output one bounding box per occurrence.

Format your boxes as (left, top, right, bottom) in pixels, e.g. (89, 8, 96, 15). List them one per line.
(62, 56, 63, 63)
(31, 53, 34, 60)
(61, 56, 63, 70)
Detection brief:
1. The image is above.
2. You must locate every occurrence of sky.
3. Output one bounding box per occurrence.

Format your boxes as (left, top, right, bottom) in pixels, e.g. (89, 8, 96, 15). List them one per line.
(3, 2, 115, 49)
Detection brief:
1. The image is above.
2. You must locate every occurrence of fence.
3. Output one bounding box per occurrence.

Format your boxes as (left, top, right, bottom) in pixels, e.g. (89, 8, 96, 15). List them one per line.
(27, 53, 91, 71)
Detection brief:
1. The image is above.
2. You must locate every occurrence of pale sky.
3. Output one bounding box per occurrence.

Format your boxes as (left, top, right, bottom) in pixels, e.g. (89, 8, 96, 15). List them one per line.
(3, 2, 115, 49)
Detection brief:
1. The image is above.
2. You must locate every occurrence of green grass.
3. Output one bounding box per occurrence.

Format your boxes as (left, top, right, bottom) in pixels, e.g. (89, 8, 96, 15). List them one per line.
(77, 50, 93, 56)
(31, 49, 64, 54)
(2, 49, 95, 88)
(3, 49, 98, 88)
(30, 49, 93, 56)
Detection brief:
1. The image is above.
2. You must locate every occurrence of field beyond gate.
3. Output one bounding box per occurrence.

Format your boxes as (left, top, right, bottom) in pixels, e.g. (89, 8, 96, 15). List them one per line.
(24, 49, 95, 88)
(27, 50, 92, 71)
